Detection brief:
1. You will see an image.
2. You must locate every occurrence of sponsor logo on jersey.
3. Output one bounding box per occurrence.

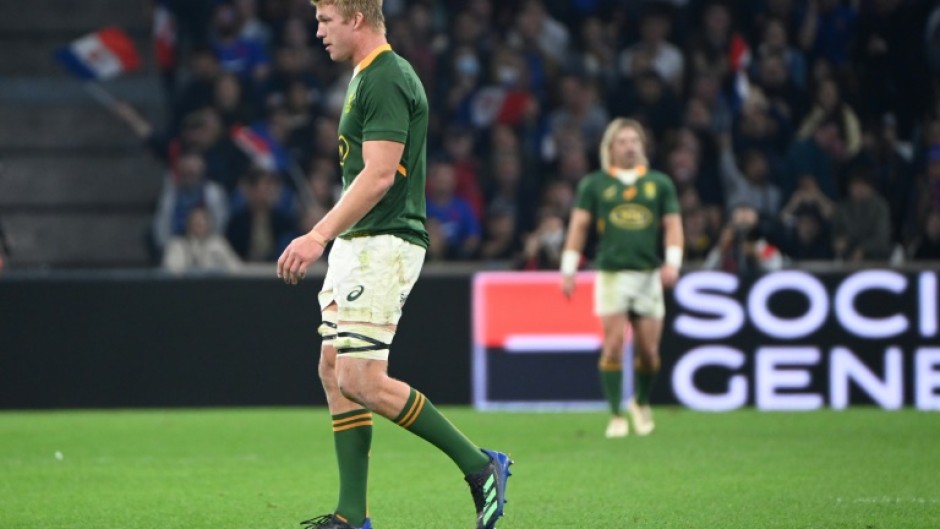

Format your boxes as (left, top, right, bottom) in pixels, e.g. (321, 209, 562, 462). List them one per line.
(644, 181, 656, 199)
(609, 203, 653, 230)
(623, 186, 637, 201)
(347, 285, 365, 301)
(603, 185, 617, 201)
(344, 93, 356, 114)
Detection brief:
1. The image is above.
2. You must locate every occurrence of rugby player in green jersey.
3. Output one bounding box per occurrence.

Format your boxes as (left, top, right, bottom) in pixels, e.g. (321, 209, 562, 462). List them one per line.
(560, 118, 684, 438)
(277, 2, 511, 528)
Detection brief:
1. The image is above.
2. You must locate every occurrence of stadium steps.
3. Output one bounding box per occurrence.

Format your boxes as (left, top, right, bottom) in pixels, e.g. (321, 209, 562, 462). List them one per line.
(0, 0, 167, 269)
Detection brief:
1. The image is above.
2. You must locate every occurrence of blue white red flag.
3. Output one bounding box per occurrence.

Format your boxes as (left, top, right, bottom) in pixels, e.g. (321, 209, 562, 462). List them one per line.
(55, 27, 141, 80)
(728, 33, 751, 104)
(231, 125, 277, 171)
(153, 1, 177, 72)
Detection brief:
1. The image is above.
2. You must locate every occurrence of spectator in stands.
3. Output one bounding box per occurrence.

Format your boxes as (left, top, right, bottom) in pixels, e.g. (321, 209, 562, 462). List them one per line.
(776, 202, 834, 261)
(798, 0, 857, 71)
(486, 150, 535, 234)
(832, 170, 893, 262)
(753, 17, 807, 90)
(517, 207, 565, 270)
(704, 202, 783, 275)
(162, 205, 242, 274)
(426, 157, 482, 260)
(111, 102, 249, 195)
(683, 206, 717, 262)
(719, 133, 782, 218)
(225, 168, 297, 262)
(214, 71, 257, 128)
(210, 2, 271, 87)
(470, 48, 536, 132)
(915, 149, 940, 239)
(546, 74, 610, 158)
(797, 77, 862, 160)
(780, 173, 835, 223)
(784, 118, 844, 201)
(540, 179, 576, 216)
(858, 114, 915, 246)
(306, 156, 340, 212)
(172, 47, 221, 133)
(684, 0, 738, 80)
(152, 151, 229, 258)
(441, 125, 485, 219)
(266, 40, 323, 104)
(733, 88, 793, 165)
(479, 203, 520, 262)
(614, 68, 682, 143)
(909, 208, 940, 260)
(576, 15, 619, 88)
(619, 4, 684, 93)
(234, 0, 271, 47)
(509, 0, 570, 76)
(686, 70, 733, 135)
(437, 46, 485, 130)
(751, 52, 805, 137)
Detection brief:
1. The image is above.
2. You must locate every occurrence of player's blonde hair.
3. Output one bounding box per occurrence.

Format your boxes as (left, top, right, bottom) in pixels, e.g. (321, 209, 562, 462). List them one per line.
(311, 0, 386, 34)
(599, 117, 647, 170)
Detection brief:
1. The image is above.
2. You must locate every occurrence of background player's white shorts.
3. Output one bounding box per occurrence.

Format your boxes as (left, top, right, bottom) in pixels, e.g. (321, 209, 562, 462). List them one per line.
(594, 269, 665, 319)
(318, 234, 425, 325)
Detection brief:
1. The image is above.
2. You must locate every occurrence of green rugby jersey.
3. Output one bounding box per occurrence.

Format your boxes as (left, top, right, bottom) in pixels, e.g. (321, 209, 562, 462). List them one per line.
(336, 44, 429, 248)
(574, 167, 680, 271)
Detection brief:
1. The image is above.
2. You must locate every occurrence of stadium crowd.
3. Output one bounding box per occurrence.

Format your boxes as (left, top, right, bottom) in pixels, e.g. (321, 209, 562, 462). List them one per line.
(119, 0, 940, 273)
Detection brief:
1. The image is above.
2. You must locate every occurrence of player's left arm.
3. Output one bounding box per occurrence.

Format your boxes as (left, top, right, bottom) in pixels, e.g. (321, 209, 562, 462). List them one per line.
(661, 212, 684, 288)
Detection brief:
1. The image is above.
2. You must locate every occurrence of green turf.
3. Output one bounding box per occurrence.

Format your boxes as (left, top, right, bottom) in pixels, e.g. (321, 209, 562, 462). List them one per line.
(1, 407, 938, 529)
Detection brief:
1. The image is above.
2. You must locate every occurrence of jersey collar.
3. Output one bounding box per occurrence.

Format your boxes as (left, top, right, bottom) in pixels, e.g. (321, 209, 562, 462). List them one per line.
(608, 165, 648, 178)
(353, 43, 392, 77)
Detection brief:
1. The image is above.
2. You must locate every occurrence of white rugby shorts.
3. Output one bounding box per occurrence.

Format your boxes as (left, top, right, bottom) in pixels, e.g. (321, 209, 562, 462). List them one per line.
(318, 234, 425, 325)
(594, 269, 665, 319)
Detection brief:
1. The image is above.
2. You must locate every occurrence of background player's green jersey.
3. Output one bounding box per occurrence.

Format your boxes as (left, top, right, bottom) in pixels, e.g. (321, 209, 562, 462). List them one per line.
(336, 45, 429, 249)
(574, 168, 680, 271)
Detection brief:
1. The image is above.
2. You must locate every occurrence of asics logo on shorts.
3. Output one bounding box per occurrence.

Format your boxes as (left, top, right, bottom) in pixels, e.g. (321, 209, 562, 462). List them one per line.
(347, 285, 365, 301)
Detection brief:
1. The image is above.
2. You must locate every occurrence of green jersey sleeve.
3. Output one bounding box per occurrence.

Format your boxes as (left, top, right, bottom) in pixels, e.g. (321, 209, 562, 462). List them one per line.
(660, 175, 680, 215)
(360, 74, 410, 144)
(574, 174, 597, 214)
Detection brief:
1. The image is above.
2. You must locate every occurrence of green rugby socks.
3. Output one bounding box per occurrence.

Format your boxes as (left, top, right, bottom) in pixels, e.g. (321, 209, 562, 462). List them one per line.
(331, 409, 372, 527)
(394, 387, 490, 475)
(634, 357, 660, 405)
(599, 357, 623, 416)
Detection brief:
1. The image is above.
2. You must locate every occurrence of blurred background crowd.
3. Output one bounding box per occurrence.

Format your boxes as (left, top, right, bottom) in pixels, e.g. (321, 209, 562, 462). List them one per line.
(97, 0, 940, 274)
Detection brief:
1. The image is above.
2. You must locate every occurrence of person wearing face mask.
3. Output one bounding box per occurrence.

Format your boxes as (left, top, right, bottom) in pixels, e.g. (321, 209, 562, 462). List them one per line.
(560, 118, 684, 439)
(518, 207, 566, 270)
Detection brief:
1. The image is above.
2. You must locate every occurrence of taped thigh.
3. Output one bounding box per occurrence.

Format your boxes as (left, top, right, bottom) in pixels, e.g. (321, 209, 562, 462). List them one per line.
(334, 324, 395, 361)
(318, 310, 338, 346)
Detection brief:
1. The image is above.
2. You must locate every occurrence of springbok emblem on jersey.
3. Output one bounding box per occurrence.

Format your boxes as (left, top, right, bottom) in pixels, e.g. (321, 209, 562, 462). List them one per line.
(338, 135, 350, 166)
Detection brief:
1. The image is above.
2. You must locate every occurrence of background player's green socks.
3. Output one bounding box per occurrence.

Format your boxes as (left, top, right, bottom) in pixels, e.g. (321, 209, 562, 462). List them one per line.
(394, 387, 490, 475)
(634, 368, 658, 405)
(599, 358, 623, 415)
(332, 409, 372, 527)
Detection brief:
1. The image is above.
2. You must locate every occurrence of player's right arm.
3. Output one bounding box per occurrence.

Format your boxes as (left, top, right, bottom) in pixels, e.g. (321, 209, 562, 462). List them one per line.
(277, 139, 403, 285)
(560, 207, 591, 298)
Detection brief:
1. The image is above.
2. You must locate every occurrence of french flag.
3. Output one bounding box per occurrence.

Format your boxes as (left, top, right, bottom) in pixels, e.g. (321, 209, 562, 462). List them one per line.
(231, 125, 277, 171)
(153, 0, 177, 72)
(55, 27, 141, 81)
(728, 33, 751, 108)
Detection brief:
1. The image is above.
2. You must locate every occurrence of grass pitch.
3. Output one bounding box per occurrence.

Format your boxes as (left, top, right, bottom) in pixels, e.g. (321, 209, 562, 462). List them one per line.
(1, 407, 938, 529)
